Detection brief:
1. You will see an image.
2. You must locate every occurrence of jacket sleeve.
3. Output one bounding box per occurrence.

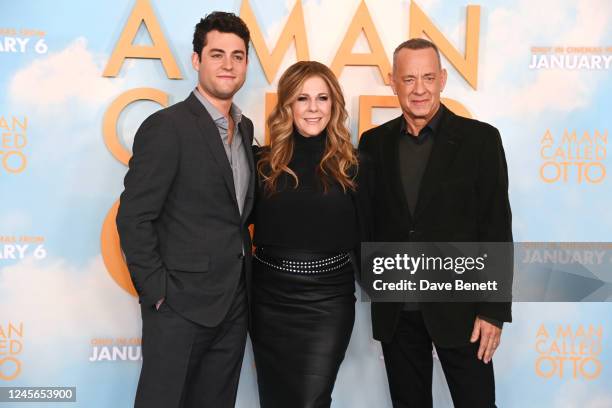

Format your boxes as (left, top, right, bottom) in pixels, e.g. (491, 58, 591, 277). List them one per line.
(357, 132, 378, 210)
(474, 127, 513, 323)
(355, 132, 378, 283)
(116, 112, 179, 306)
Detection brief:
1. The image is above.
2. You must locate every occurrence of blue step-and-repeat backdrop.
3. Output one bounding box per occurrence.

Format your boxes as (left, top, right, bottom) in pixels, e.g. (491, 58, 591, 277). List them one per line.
(1, 0, 611, 406)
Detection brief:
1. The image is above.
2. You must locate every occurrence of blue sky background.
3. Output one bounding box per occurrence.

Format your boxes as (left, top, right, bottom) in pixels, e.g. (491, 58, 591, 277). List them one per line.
(1, 1, 610, 407)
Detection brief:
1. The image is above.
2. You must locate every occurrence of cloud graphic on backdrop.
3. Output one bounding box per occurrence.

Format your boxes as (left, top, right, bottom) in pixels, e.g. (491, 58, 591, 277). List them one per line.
(553, 381, 612, 408)
(462, 0, 612, 120)
(8, 37, 123, 114)
(0, 255, 140, 383)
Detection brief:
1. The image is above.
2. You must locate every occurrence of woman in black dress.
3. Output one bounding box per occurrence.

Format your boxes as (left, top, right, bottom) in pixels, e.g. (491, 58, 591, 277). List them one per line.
(251, 61, 363, 408)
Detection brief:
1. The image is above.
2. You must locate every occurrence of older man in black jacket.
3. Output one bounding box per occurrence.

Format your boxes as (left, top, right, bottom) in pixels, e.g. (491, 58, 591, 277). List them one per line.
(359, 38, 512, 408)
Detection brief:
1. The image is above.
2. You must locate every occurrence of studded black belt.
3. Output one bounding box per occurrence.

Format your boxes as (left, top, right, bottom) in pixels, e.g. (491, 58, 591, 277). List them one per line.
(254, 247, 351, 274)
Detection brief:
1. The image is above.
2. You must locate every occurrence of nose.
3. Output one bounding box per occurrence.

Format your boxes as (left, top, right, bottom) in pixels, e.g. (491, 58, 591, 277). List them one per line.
(222, 55, 233, 70)
(413, 77, 425, 94)
(307, 98, 318, 112)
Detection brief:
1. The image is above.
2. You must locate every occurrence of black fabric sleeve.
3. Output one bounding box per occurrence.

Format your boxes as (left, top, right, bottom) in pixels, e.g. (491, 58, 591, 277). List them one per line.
(475, 127, 513, 323)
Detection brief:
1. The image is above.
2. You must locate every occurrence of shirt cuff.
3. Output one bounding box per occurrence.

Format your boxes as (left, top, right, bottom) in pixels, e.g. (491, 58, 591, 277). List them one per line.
(479, 315, 503, 329)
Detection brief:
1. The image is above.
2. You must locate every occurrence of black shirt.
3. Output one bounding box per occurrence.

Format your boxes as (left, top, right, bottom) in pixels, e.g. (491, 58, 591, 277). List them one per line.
(253, 130, 358, 252)
(399, 106, 444, 311)
(398, 105, 445, 216)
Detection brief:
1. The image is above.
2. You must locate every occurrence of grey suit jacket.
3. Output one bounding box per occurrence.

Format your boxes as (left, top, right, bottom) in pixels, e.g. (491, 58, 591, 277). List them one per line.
(116, 93, 255, 327)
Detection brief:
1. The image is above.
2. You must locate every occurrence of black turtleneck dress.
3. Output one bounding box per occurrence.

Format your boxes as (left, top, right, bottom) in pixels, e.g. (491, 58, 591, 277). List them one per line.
(251, 130, 358, 408)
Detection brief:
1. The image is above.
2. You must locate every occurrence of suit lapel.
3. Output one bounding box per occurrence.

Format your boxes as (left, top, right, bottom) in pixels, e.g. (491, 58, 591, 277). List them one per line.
(413, 108, 461, 219)
(186, 94, 239, 211)
(382, 116, 413, 225)
(239, 120, 255, 223)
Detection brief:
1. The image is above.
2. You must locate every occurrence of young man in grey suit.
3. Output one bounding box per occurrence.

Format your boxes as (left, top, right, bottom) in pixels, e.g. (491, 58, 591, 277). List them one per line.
(116, 12, 255, 408)
(359, 38, 512, 407)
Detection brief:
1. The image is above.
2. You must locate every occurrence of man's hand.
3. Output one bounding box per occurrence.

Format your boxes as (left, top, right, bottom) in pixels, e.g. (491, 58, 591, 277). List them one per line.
(470, 316, 502, 364)
(155, 297, 165, 311)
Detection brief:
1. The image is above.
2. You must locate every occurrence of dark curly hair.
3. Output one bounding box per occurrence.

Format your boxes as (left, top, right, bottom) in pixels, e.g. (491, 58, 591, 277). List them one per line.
(193, 12, 250, 60)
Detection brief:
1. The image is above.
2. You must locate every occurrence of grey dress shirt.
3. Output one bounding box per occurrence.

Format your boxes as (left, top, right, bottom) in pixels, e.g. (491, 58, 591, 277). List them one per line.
(193, 89, 250, 216)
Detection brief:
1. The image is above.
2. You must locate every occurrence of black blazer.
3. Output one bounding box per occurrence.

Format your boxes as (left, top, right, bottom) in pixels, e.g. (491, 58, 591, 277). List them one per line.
(358, 105, 512, 347)
(116, 93, 255, 327)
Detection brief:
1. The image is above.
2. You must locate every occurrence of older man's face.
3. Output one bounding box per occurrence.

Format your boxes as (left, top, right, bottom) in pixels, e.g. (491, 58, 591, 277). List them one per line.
(390, 47, 447, 123)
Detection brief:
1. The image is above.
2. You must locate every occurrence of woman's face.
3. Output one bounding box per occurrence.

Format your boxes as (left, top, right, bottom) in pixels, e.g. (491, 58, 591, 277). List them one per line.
(291, 76, 332, 137)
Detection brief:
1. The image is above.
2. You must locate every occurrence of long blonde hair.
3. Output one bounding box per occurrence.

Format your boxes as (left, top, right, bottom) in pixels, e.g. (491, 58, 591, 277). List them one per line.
(257, 61, 357, 194)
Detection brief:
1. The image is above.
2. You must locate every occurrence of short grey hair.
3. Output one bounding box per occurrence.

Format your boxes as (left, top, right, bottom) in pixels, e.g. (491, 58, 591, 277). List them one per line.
(392, 38, 442, 69)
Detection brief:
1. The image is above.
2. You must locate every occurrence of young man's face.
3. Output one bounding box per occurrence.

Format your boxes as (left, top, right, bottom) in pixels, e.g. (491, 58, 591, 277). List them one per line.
(191, 30, 248, 101)
(390, 47, 447, 122)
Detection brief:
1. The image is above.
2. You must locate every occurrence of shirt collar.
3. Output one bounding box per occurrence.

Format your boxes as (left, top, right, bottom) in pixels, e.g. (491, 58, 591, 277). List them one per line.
(400, 104, 445, 143)
(193, 88, 242, 129)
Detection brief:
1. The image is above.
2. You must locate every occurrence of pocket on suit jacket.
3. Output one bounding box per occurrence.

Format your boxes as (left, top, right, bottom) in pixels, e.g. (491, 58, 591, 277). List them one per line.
(164, 255, 210, 273)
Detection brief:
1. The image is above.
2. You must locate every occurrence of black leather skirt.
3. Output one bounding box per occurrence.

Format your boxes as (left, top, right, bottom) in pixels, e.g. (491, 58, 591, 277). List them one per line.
(251, 247, 356, 408)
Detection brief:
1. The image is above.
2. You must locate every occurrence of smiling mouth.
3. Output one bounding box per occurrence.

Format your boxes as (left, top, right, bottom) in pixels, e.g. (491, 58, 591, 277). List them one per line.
(303, 118, 321, 124)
